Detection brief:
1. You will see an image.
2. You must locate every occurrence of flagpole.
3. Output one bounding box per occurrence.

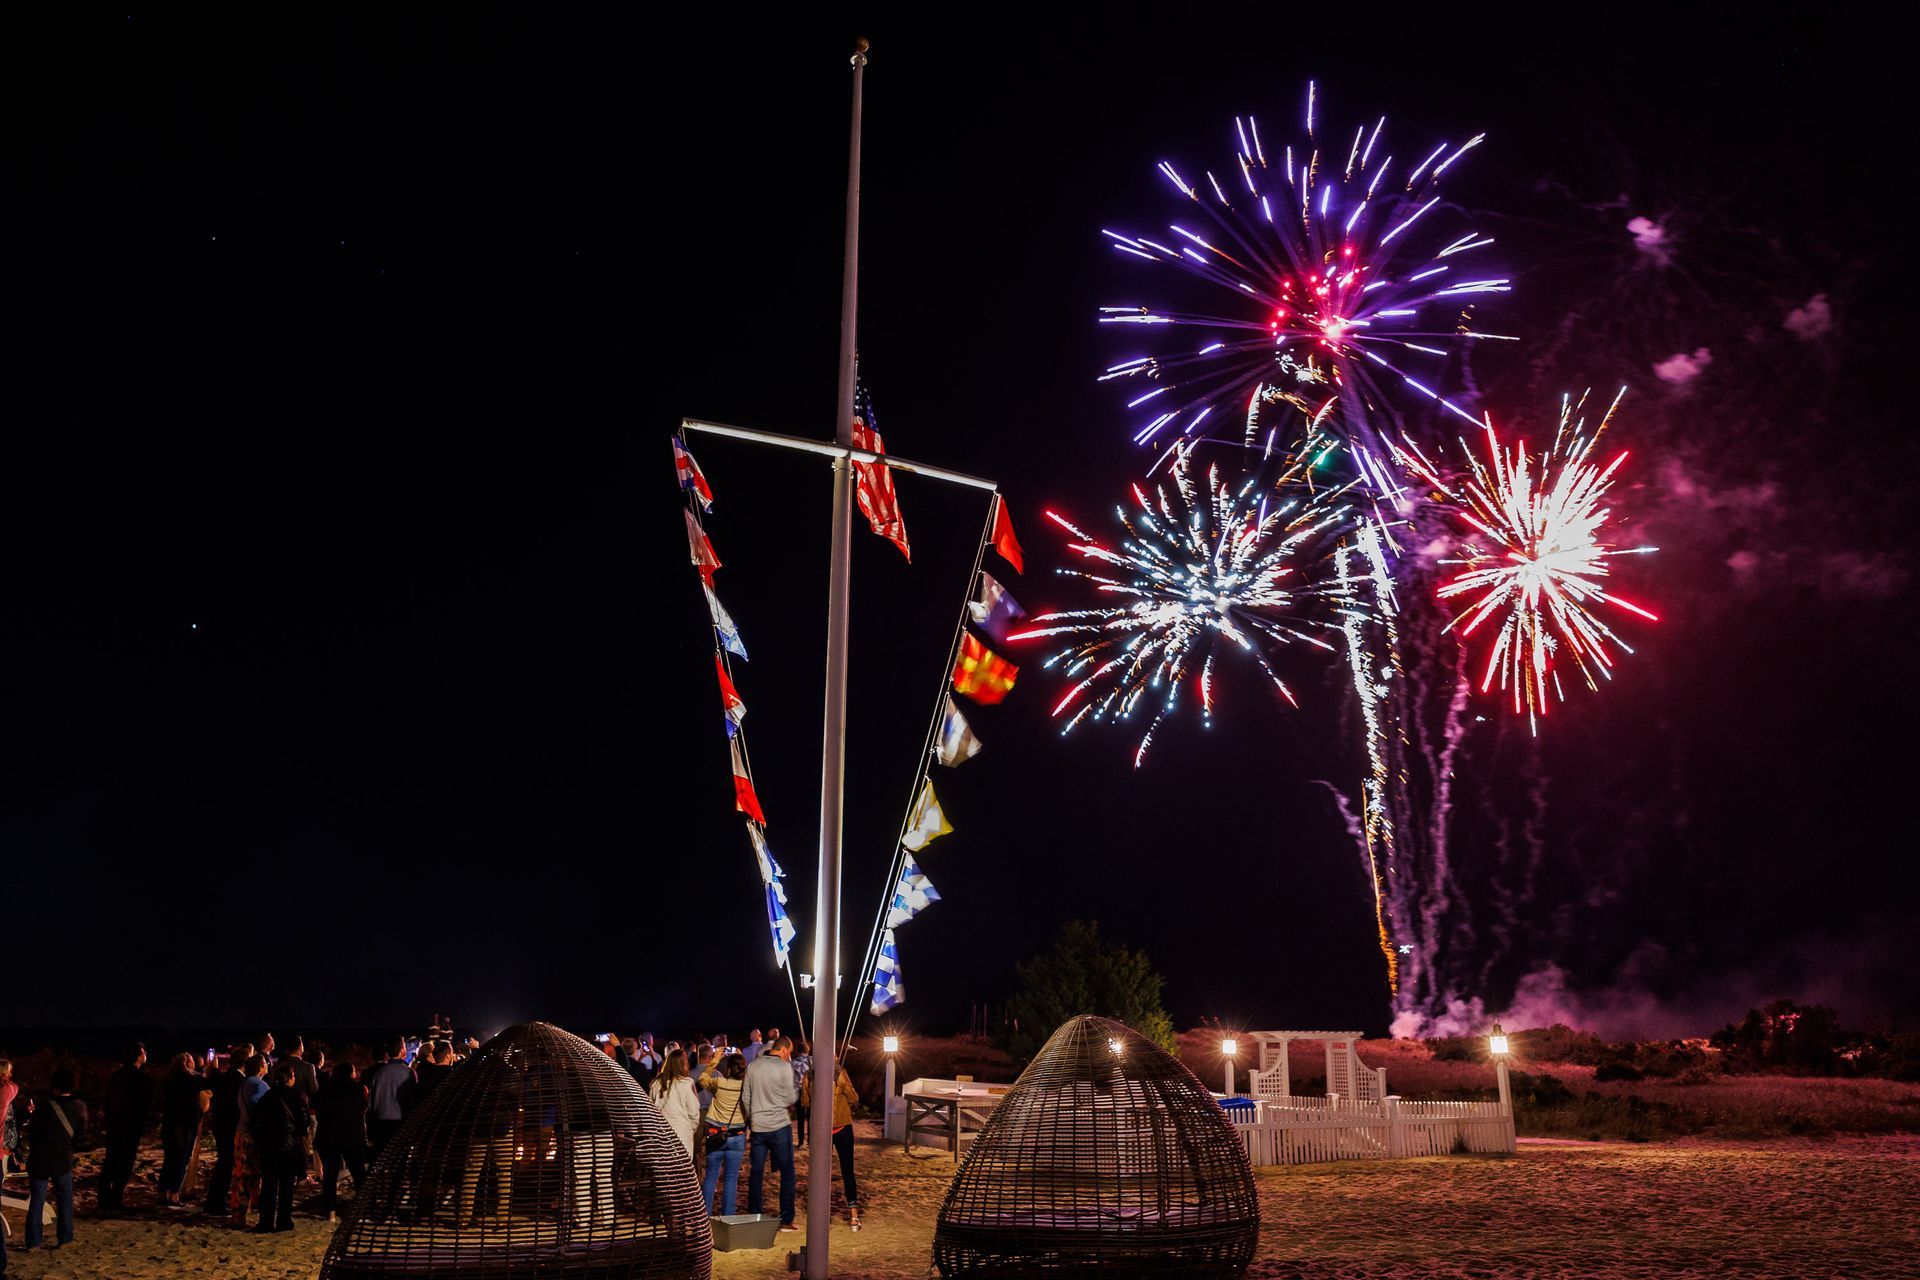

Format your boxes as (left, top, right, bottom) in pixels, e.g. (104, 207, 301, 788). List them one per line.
(807, 36, 866, 1280)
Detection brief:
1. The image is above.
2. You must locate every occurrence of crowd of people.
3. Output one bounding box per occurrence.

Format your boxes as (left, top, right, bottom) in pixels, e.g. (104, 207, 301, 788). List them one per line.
(603, 1025, 862, 1234)
(0, 1022, 487, 1267)
(0, 1020, 864, 1271)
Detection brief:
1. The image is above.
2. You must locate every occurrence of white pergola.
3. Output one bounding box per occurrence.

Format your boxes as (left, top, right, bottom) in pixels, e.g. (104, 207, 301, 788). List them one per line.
(1243, 1030, 1386, 1103)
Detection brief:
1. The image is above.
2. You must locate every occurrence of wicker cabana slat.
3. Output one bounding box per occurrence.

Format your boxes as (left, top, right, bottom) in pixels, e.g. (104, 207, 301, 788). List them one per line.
(932, 1015, 1258, 1278)
(319, 1022, 711, 1280)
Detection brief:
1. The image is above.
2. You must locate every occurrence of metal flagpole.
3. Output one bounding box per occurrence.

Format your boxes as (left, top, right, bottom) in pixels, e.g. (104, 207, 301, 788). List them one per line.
(807, 35, 867, 1280)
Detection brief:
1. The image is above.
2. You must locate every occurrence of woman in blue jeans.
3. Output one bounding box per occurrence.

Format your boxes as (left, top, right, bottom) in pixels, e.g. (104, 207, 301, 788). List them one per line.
(26, 1067, 89, 1250)
(696, 1052, 748, 1213)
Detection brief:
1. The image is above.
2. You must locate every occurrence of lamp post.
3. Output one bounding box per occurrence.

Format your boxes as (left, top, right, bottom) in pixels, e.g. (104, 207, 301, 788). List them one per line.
(882, 1034, 899, 1103)
(1488, 1022, 1512, 1114)
(1221, 1037, 1238, 1098)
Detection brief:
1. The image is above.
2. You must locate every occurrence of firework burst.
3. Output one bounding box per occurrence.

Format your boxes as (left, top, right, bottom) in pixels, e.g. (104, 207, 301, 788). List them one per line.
(1099, 82, 1512, 453)
(1398, 388, 1659, 731)
(1012, 434, 1362, 766)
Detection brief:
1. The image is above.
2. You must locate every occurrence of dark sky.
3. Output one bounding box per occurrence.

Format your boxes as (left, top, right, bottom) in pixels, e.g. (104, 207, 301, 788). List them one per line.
(3, 11, 1913, 1045)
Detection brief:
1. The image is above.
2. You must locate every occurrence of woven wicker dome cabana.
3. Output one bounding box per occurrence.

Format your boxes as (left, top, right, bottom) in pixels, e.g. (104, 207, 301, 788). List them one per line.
(932, 1015, 1258, 1278)
(319, 1022, 711, 1280)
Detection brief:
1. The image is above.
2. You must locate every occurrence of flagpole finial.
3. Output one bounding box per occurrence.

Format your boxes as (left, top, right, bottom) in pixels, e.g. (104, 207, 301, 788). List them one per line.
(851, 37, 869, 66)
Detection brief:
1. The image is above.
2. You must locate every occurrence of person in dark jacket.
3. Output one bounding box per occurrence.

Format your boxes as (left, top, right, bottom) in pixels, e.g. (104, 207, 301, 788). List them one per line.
(251, 1063, 307, 1233)
(414, 1041, 455, 1105)
(157, 1053, 212, 1206)
(26, 1066, 90, 1248)
(315, 1061, 370, 1222)
(282, 1036, 322, 1183)
(99, 1043, 152, 1210)
(201, 1046, 248, 1215)
(283, 1036, 320, 1102)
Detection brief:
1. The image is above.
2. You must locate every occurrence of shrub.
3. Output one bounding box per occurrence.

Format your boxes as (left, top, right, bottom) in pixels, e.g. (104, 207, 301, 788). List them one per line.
(997, 921, 1176, 1065)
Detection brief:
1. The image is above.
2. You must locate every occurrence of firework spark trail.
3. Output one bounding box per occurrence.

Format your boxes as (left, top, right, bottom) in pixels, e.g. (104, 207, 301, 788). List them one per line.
(1100, 82, 1512, 457)
(1399, 387, 1661, 734)
(1014, 433, 1363, 767)
(1376, 587, 1476, 1021)
(1335, 526, 1401, 990)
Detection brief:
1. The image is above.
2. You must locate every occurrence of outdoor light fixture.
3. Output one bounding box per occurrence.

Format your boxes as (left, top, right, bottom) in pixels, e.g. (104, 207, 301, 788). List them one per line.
(883, 1035, 900, 1054)
(1488, 1023, 1510, 1058)
(1222, 1037, 1238, 1058)
(1109, 1038, 1124, 1055)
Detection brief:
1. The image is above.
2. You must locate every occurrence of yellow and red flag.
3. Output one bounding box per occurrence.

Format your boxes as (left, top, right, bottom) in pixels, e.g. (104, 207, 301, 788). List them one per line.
(952, 632, 1018, 705)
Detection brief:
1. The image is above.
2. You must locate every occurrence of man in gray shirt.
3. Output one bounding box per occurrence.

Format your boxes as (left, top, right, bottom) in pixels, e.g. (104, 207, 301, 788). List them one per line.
(741, 1036, 799, 1229)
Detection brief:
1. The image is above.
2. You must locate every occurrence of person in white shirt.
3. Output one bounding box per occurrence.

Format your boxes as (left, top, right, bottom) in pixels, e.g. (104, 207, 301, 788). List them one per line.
(647, 1049, 701, 1161)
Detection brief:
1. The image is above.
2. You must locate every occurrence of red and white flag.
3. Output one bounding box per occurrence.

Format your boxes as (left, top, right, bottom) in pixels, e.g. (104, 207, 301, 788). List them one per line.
(673, 435, 714, 511)
(730, 738, 765, 824)
(990, 494, 1024, 574)
(686, 509, 721, 585)
(851, 417, 911, 561)
(715, 655, 746, 737)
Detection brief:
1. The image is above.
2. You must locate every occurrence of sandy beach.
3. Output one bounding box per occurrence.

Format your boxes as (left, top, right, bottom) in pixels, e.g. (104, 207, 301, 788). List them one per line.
(5, 1128, 1917, 1278)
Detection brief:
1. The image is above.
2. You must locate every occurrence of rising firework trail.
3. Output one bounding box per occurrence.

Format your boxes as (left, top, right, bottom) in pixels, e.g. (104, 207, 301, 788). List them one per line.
(1011, 430, 1363, 767)
(1098, 82, 1513, 459)
(1396, 388, 1660, 733)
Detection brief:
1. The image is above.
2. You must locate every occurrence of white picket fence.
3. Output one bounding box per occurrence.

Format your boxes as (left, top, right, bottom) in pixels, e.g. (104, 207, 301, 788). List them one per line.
(1225, 1095, 1514, 1167)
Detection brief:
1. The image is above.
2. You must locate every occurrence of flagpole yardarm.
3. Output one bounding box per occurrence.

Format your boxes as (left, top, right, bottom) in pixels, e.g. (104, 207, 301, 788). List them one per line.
(680, 417, 999, 492)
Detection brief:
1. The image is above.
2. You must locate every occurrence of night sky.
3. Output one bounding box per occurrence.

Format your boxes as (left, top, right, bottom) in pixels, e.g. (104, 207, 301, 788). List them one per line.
(3, 12, 1913, 1044)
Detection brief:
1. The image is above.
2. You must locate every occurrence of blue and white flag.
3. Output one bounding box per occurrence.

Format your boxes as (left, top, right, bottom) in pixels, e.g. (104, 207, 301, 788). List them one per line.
(884, 852, 941, 929)
(767, 884, 797, 967)
(748, 823, 787, 905)
(967, 571, 1026, 643)
(934, 695, 983, 767)
(870, 929, 904, 1014)
(703, 584, 748, 660)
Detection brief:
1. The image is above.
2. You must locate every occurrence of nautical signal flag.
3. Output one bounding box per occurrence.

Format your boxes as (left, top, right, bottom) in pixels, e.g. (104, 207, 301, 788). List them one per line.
(953, 632, 1019, 705)
(968, 571, 1026, 644)
(716, 655, 747, 738)
(885, 852, 941, 929)
(686, 510, 721, 585)
(730, 738, 765, 824)
(902, 777, 952, 852)
(871, 929, 904, 1013)
(703, 585, 748, 660)
(934, 695, 983, 767)
(990, 493, 1024, 573)
(748, 823, 787, 905)
(767, 885, 797, 967)
(673, 435, 714, 511)
(851, 417, 910, 561)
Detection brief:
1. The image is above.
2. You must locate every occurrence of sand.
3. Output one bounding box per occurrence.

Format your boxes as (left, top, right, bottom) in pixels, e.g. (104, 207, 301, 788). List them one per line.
(4, 1129, 1916, 1278)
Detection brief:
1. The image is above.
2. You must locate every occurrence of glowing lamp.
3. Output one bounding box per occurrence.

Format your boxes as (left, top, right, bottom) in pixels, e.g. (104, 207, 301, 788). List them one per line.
(1108, 1038, 1124, 1055)
(1222, 1038, 1238, 1058)
(882, 1035, 900, 1055)
(1488, 1023, 1510, 1058)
